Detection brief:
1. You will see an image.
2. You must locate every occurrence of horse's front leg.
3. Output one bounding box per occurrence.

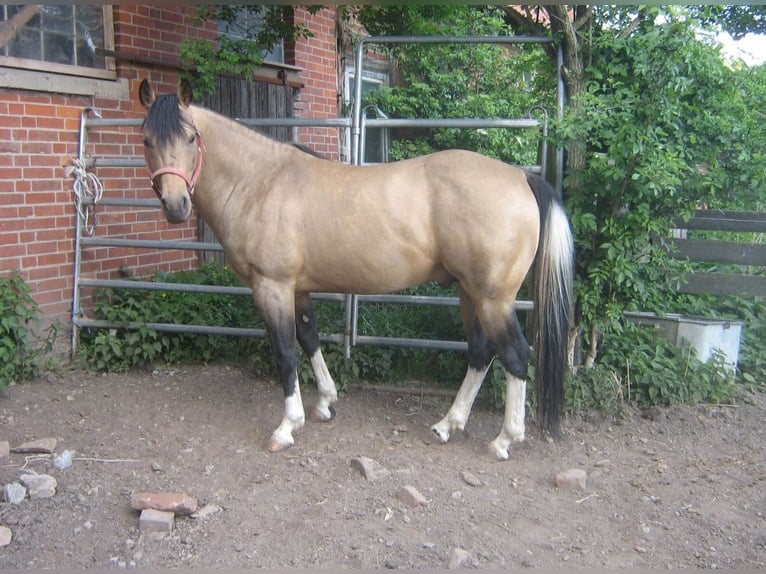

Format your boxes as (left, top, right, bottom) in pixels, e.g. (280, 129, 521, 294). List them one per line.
(295, 292, 338, 422)
(253, 281, 305, 452)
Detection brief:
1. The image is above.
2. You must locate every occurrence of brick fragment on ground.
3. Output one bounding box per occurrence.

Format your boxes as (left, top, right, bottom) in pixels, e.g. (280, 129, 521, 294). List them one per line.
(555, 468, 588, 490)
(12, 438, 57, 454)
(130, 492, 198, 514)
(138, 508, 174, 533)
(397, 485, 428, 507)
(350, 456, 390, 482)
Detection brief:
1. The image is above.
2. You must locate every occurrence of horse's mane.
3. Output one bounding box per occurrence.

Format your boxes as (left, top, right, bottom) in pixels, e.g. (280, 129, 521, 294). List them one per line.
(147, 94, 327, 160)
(289, 142, 326, 159)
(143, 94, 196, 145)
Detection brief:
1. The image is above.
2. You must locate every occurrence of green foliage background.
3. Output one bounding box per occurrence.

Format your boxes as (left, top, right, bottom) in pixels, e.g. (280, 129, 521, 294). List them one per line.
(357, 6, 554, 167)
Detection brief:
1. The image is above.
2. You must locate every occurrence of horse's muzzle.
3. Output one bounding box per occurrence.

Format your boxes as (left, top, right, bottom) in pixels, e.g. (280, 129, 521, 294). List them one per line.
(161, 193, 192, 224)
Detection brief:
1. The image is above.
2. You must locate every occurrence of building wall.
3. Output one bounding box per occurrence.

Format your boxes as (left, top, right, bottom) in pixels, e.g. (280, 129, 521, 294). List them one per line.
(0, 6, 341, 331)
(290, 7, 341, 160)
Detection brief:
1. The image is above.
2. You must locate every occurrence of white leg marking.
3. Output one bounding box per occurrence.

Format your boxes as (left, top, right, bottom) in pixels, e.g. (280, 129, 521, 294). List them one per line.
(269, 376, 305, 452)
(490, 373, 527, 460)
(310, 350, 338, 421)
(431, 366, 489, 443)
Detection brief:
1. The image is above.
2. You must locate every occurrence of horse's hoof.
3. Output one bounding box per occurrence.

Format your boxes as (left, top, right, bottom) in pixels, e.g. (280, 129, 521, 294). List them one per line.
(430, 424, 450, 444)
(489, 439, 510, 461)
(310, 404, 336, 422)
(267, 435, 293, 453)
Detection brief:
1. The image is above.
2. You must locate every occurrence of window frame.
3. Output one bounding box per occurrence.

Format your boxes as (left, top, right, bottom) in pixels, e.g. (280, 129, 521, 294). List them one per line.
(217, 8, 284, 65)
(343, 66, 389, 165)
(0, 5, 115, 81)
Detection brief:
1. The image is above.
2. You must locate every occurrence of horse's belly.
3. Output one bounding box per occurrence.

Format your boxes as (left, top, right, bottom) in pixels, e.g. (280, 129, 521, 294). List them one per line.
(299, 250, 442, 295)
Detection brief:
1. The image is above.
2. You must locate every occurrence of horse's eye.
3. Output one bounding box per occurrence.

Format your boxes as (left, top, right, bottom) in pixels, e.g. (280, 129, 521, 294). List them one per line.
(143, 138, 153, 149)
(188, 134, 196, 145)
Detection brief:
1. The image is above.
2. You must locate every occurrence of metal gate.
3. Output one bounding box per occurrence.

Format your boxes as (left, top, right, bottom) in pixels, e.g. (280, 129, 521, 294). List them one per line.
(70, 35, 564, 358)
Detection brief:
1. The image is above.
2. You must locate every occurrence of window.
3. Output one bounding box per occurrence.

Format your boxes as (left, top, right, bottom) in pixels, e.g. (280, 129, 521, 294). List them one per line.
(0, 5, 114, 79)
(344, 67, 389, 165)
(218, 8, 283, 64)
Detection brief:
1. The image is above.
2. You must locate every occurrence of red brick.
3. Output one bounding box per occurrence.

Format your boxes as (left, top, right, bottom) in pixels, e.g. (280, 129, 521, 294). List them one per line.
(130, 492, 198, 514)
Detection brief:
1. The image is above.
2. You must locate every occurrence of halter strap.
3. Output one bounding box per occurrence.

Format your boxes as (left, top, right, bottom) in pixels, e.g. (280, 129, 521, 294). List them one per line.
(149, 131, 206, 198)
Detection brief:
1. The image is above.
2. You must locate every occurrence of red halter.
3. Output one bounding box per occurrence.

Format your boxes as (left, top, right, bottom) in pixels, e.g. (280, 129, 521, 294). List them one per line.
(149, 131, 206, 198)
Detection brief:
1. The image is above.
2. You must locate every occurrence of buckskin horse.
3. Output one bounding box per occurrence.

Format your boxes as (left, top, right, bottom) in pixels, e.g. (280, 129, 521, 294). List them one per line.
(137, 79, 574, 460)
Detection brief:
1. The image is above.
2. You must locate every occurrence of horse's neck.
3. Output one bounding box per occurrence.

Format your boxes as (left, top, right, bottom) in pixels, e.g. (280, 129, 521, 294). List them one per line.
(193, 106, 287, 170)
(190, 106, 287, 235)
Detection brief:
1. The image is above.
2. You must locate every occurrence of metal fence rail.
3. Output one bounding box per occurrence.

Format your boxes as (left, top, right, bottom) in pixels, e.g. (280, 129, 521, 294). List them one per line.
(71, 35, 563, 358)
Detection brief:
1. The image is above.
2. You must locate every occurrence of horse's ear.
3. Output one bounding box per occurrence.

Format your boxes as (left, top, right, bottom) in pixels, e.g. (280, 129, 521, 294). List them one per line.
(138, 78, 155, 109)
(178, 79, 194, 108)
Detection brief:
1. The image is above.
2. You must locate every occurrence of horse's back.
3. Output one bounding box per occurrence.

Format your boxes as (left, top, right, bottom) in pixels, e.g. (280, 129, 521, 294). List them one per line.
(301, 149, 538, 293)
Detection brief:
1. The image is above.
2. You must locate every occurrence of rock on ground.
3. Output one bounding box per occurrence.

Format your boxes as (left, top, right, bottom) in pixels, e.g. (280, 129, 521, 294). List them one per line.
(11, 438, 57, 454)
(350, 456, 390, 482)
(460, 470, 482, 487)
(0, 525, 12, 547)
(19, 474, 57, 499)
(138, 508, 174, 533)
(555, 468, 588, 490)
(446, 547, 473, 569)
(3, 482, 26, 505)
(191, 503, 222, 520)
(397, 485, 428, 507)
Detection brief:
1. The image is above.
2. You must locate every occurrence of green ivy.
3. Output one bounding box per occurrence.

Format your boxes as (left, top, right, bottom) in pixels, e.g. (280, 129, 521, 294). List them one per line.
(0, 273, 57, 389)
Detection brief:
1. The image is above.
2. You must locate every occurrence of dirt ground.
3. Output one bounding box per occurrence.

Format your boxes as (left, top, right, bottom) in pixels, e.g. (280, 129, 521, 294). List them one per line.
(0, 363, 764, 569)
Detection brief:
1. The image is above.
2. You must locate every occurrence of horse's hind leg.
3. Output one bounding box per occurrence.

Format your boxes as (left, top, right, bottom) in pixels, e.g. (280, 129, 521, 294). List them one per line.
(295, 293, 338, 422)
(484, 308, 531, 461)
(431, 290, 494, 443)
(489, 371, 527, 460)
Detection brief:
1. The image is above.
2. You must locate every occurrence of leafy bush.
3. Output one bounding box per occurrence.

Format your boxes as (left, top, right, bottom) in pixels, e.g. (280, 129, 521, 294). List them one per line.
(77, 264, 475, 391)
(356, 6, 555, 167)
(0, 273, 56, 388)
(80, 264, 263, 371)
(567, 321, 738, 416)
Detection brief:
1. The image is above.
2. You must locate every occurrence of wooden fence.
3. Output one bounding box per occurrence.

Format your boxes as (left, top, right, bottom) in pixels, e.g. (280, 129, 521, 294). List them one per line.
(669, 210, 766, 298)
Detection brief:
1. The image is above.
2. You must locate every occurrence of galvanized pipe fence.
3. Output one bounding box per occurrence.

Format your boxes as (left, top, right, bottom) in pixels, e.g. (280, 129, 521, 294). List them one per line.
(70, 35, 563, 359)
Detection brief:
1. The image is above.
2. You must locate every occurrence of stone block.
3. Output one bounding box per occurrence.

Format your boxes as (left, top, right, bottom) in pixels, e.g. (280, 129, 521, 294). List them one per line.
(138, 508, 174, 533)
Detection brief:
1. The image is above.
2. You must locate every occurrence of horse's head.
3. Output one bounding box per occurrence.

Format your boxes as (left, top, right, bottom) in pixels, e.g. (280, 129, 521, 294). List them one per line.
(138, 79, 204, 224)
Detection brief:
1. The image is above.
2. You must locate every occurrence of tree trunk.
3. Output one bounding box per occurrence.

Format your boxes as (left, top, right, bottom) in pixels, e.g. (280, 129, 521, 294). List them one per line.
(547, 5, 587, 188)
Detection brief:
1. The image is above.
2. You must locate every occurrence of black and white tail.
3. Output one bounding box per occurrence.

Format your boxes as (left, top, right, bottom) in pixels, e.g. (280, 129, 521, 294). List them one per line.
(525, 173, 574, 438)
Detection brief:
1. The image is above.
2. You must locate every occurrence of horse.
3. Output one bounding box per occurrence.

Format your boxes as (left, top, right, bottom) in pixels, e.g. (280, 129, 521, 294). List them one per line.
(137, 78, 574, 460)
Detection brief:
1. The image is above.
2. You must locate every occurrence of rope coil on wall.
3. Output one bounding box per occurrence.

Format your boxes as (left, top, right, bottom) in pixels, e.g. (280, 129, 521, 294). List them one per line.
(66, 158, 104, 236)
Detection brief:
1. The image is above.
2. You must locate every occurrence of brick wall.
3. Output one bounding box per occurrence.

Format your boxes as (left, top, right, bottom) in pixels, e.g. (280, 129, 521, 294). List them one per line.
(1, 91, 88, 319)
(289, 8, 341, 160)
(0, 6, 342, 332)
